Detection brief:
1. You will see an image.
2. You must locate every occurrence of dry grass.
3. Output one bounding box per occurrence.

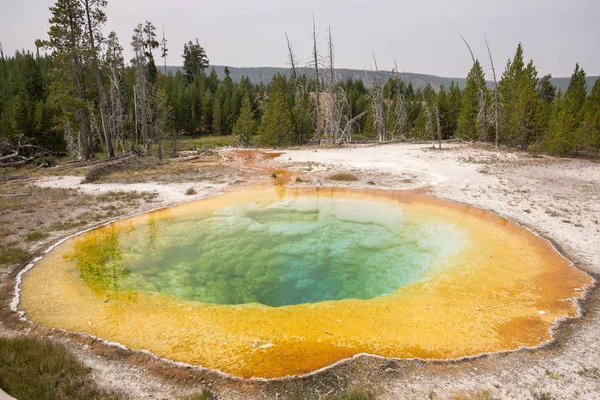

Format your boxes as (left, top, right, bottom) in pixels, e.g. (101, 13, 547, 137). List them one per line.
(328, 173, 359, 182)
(333, 389, 374, 400)
(450, 389, 499, 400)
(0, 336, 125, 400)
(178, 135, 237, 150)
(80, 156, 243, 185)
(25, 230, 49, 242)
(180, 390, 214, 400)
(0, 244, 30, 267)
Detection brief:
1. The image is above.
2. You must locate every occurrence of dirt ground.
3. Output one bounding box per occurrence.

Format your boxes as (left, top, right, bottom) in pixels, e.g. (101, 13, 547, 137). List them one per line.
(1, 143, 599, 399)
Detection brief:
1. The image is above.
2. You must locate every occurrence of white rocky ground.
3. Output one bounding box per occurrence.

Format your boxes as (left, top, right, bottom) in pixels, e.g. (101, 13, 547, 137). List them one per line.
(13, 143, 600, 399)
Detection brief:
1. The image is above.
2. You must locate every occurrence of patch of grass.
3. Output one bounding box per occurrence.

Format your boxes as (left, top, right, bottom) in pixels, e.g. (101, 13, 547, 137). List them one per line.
(49, 220, 87, 232)
(179, 135, 236, 149)
(83, 158, 137, 183)
(185, 187, 197, 196)
(180, 389, 214, 400)
(25, 230, 49, 242)
(532, 391, 554, 400)
(0, 336, 123, 400)
(328, 173, 359, 182)
(333, 389, 374, 400)
(577, 367, 600, 379)
(451, 389, 498, 400)
(545, 369, 559, 379)
(0, 246, 30, 266)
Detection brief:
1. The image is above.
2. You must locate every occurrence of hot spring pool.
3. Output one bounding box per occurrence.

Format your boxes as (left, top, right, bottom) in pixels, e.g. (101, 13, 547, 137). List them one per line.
(18, 187, 591, 378)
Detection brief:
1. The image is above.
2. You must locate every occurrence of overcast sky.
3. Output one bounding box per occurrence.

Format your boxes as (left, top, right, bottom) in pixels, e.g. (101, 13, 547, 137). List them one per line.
(2, 0, 598, 78)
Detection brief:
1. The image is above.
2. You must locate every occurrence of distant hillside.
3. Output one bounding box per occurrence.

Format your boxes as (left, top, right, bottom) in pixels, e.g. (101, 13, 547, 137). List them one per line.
(163, 65, 466, 90)
(163, 65, 598, 92)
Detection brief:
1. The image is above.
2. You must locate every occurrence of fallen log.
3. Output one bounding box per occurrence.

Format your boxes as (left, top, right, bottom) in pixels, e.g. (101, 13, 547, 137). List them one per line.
(0, 193, 30, 197)
(0, 157, 36, 168)
(0, 152, 22, 163)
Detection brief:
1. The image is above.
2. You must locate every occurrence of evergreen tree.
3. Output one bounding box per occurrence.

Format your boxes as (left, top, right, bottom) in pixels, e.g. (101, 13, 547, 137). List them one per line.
(257, 90, 293, 146)
(233, 94, 255, 147)
(547, 64, 587, 154)
(580, 78, 600, 155)
(47, 0, 94, 159)
(447, 81, 462, 137)
(201, 89, 213, 132)
(513, 60, 540, 149)
(436, 85, 452, 139)
(457, 60, 486, 140)
(141, 22, 159, 84)
(182, 39, 209, 82)
(499, 43, 526, 143)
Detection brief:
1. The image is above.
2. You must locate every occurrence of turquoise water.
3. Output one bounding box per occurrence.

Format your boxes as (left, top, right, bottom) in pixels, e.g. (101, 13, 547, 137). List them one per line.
(69, 195, 467, 307)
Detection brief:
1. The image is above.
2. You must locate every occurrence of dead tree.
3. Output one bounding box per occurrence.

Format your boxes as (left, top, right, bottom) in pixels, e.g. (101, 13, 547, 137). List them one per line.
(333, 87, 366, 144)
(0, 134, 54, 168)
(423, 93, 435, 148)
(461, 35, 489, 142)
(312, 16, 322, 144)
(131, 24, 153, 153)
(106, 32, 126, 154)
(370, 54, 387, 143)
(392, 59, 408, 139)
(62, 120, 81, 159)
(153, 89, 171, 161)
(284, 31, 297, 83)
(485, 37, 500, 149)
(88, 102, 107, 154)
(160, 27, 168, 75)
(82, 0, 115, 158)
(323, 23, 339, 143)
(435, 104, 442, 149)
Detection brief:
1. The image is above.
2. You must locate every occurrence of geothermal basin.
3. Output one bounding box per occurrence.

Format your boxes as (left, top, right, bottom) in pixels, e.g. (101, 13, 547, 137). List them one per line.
(18, 186, 591, 379)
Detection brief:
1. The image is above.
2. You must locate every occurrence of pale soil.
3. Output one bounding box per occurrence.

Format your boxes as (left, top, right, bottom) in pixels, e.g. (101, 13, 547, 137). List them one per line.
(35, 175, 229, 205)
(1, 143, 599, 399)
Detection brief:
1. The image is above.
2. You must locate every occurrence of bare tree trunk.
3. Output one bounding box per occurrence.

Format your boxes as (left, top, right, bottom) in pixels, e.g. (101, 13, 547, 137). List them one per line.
(83, 0, 115, 158)
(284, 31, 297, 83)
(133, 88, 139, 151)
(393, 59, 407, 139)
(328, 23, 335, 91)
(323, 23, 340, 143)
(69, 14, 93, 160)
(371, 54, 386, 143)
(486, 37, 500, 149)
(436, 104, 442, 150)
(423, 93, 435, 148)
(460, 35, 489, 142)
(132, 25, 152, 154)
(313, 16, 322, 144)
(161, 27, 168, 75)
